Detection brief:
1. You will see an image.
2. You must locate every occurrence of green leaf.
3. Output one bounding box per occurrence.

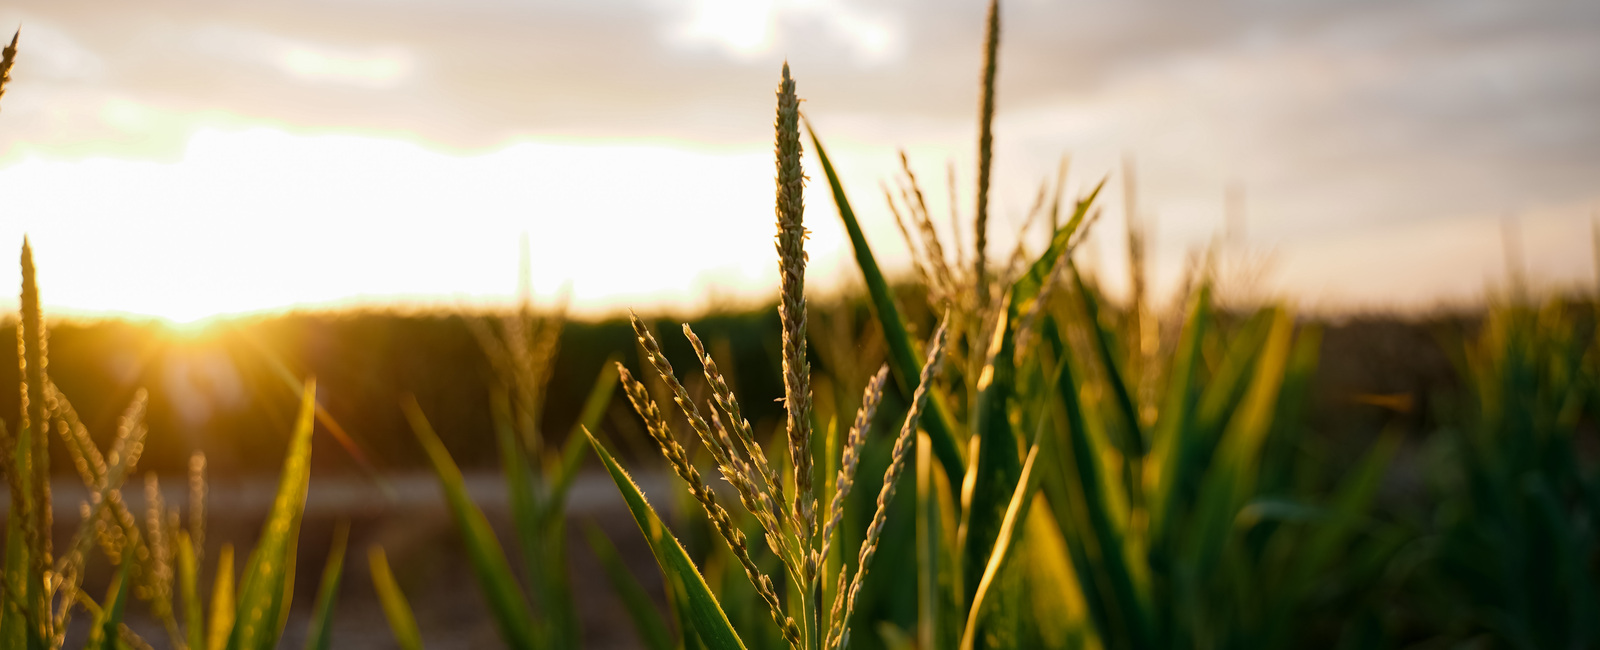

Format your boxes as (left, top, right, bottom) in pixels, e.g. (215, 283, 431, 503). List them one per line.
(1146, 284, 1211, 550)
(207, 544, 236, 650)
(402, 395, 540, 650)
(960, 292, 1024, 611)
(1067, 262, 1144, 459)
(490, 389, 551, 640)
(304, 522, 351, 650)
(1037, 325, 1151, 650)
(917, 431, 953, 650)
(582, 427, 748, 650)
(550, 357, 621, 509)
(179, 531, 204, 650)
(1186, 309, 1297, 578)
(960, 441, 1043, 650)
(805, 117, 966, 494)
(368, 547, 425, 650)
(582, 522, 676, 650)
(960, 188, 1103, 617)
(88, 553, 133, 650)
(1154, 306, 1273, 559)
(1010, 180, 1105, 316)
(227, 379, 317, 650)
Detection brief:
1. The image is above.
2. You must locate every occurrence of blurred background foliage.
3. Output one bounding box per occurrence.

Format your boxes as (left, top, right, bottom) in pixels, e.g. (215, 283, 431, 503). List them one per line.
(0, 291, 1480, 482)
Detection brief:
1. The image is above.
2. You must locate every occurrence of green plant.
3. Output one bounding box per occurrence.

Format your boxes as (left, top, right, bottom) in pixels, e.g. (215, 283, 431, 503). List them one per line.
(371, 292, 619, 649)
(1413, 300, 1600, 648)
(588, 62, 952, 650)
(798, 2, 1405, 647)
(0, 236, 343, 650)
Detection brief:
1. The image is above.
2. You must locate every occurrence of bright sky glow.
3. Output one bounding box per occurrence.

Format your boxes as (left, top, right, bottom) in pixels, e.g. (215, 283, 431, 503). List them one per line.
(279, 45, 413, 88)
(0, 127, 890, 323)
(0, 0, 1594, 321)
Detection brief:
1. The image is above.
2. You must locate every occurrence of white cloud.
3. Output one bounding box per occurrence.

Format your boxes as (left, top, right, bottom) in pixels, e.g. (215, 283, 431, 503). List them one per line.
(665, 0, 901, 63)
(189, 24, 414, 89)
(9, 20, 103, 81)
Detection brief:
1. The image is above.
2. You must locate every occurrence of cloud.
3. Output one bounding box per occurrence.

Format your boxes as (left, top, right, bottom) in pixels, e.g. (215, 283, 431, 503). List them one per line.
(188, 24, 415, 89)
(0, 0, 1593, 308)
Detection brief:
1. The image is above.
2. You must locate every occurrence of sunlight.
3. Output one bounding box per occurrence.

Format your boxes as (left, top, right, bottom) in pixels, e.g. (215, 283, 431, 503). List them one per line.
(0, 126, 895, 321)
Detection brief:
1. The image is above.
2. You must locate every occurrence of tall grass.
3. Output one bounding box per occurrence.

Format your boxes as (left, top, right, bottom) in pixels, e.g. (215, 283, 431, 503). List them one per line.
(557, 1, 1376, 645)
(1409, 299, 1600, 648)
(4, 7, 1598, 649)
(800, 1, 1404, 647)
(370, 283, 619, 649)
(585, 63, 953, 650)
(2, 240, 340, 650)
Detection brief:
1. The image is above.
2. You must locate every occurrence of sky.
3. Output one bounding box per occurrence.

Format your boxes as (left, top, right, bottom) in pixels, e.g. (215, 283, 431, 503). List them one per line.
(0, 0, 1595, 322)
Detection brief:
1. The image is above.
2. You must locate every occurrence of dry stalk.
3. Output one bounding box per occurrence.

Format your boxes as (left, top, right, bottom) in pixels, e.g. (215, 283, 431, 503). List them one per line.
(774, 62, 816, 568)
(19, 237, 53, 644)
(617, 365, 802, 647)
(828, 317, 949, 650)
(684, 325, 793, 535)
(189, 452, 207, 566)
(974, 0, 1000, 299)
(884, 182, 937, 300)
(0, 31, 16, 109)
(820, 365, 889, 564)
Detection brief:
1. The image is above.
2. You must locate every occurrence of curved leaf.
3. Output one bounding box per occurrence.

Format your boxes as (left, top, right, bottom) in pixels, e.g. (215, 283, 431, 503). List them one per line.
(402, 395, 540, 649)
(583, 427, 748, 650)
(369, 547, 424, 650)
(228, 379, 317, 650)
(583, 522, 676, 650)
(304, 522, 351, 650)
(805, 117, 966, 494)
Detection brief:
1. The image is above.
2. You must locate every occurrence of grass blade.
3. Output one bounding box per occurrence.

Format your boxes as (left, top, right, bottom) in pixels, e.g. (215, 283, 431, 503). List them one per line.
(960, 294, 1023, 610)
(227, 379, 317, 650)
(583, 522, 676, 650)
(88, 554, 133, 650)
(179, 531, 204, 650)
(960, 182, 1103, 612)
(1039, 327, 1152, 649)
(401, 395, 540, 650)
(1185, 309, 1297, 577)
(1010, 180, 1104, 315)
(550, 357, 621, 509)
(304, 522, 351, 650)
(369, 547, 425, 650)
(1146, 285, 1211, 550)
(1067, 261, 1144, 459)
(582, 427, 748, 650)
(1155, 307, 1273, 559)
(805, 117, 966, 494)
(917, 431, 951, 650)
(960, 441, 1042, 650)
(207, 544, 235, 650)
(490, 389, 550, 636)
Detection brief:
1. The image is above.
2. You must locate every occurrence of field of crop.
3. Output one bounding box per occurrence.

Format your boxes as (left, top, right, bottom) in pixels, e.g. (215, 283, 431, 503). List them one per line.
(1, 2, 1598, 649)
